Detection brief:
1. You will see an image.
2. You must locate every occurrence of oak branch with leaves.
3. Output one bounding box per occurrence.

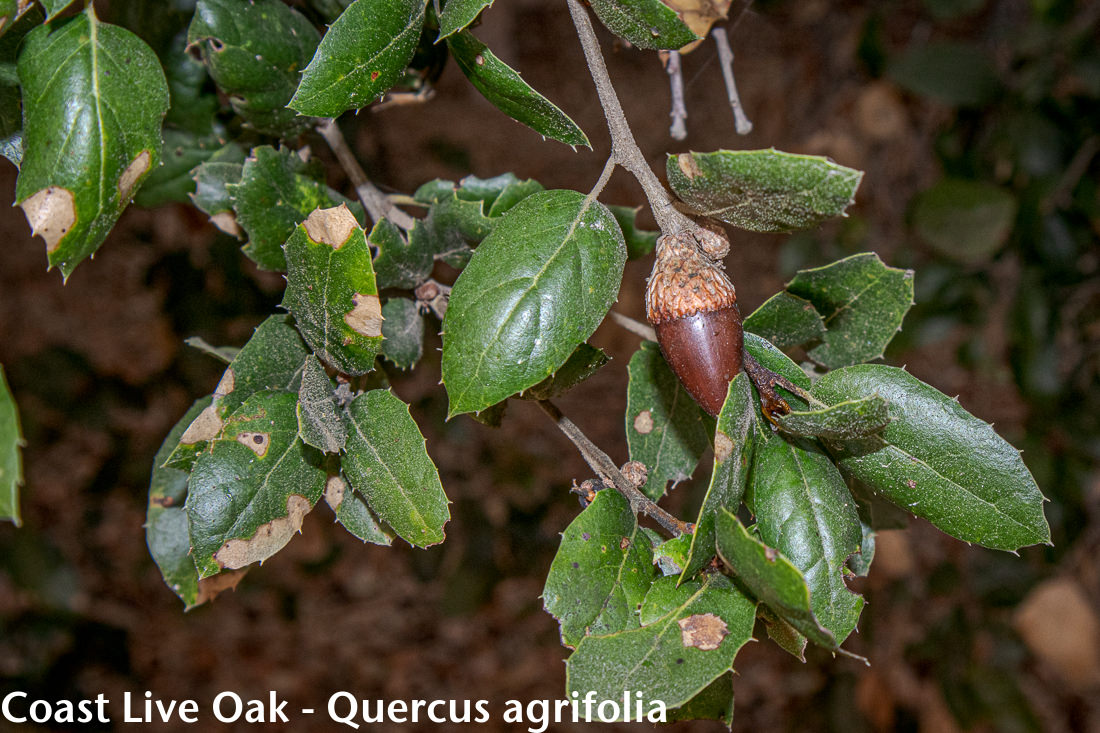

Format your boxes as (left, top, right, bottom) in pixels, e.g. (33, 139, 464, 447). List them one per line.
(0, 0, 1050, 725)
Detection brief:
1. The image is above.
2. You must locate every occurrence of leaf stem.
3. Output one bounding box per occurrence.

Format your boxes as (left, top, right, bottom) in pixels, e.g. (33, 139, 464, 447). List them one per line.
(537, 399, 689, 537)
(316, 118, 416, 230)
(566, 0, 694, 236)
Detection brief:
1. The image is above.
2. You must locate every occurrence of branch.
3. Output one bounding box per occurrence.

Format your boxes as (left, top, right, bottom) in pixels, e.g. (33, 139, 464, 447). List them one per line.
(663, 51, 688, 141)
(537, 399, 690, 537)
(609, 311, 657, 341)
(566, 0, 695, 236)
(712, 27, 753, 135)
(316, 118, 417, 230)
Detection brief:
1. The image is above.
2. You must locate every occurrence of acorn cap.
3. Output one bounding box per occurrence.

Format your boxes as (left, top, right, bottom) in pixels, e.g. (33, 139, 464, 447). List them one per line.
(645, 231, 737, 325)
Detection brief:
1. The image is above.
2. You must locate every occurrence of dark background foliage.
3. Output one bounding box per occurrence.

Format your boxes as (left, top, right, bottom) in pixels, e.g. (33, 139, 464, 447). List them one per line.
(1, 0, 1097, 730)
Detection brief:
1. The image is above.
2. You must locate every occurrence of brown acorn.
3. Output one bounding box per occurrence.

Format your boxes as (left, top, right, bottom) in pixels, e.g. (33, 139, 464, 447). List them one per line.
(645, 229, 743, 417)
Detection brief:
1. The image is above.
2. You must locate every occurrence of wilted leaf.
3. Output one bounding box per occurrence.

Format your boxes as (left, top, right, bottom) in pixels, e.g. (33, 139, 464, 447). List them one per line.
(543, 489, 656, 648)
(343, 389, 449, 548)
(442, 190, 625, 416)
(15, 6, 169, 278)
(667, 149, 863, 233)
(447, 31, 588, 147)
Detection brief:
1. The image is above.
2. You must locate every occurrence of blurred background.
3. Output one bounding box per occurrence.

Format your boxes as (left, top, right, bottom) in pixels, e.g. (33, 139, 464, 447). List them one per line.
(1, 0, 1097, 730)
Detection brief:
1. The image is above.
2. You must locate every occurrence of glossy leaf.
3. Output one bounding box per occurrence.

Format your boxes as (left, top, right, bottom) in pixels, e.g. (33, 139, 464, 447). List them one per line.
(134, 128, 227, 208)
(188, 0, 319, 135)
(743, 291, 826, 350)
(437, 0, 493, 40)
(776, 395, 891, 440)
(190, 159, 244, 235)
(146, 397, 211, 608)
(380, 297, 425, 370)
(38, 0, 74, 21)
(742, 332, 811, 407)
(323, 473, 391, 545)
(489, 177, 544, 217)
(566, 574, 755, 712)
(715, 510, 837, 649)
(0, 365, 22, 526)
(231, 146, 359, 272)
(748, 432, 864, 644)
(290, 0, 426, 117)
(610, 204, 659, 260)
(447, 31, 589, 147)
(813, 365, 1051, 551)
(911, 178, 1017, 265)
(520, 343, 608, 401)
(15, 6, 169, 278)
(679, 373, 757, 581)
(187, 391, 327, 579)
(666, 150, 863, 233)
(161, 31, 219, 136)
(297, 355, 347, 454)
(281, 206, 384, 375)
(588, 0, 699, 51)
(407, 193, 494, 270)
(543, 489, 656, 648)
(441, 190, 626, 416)
(787, 253, 915, 369)
(343, 389, 449, 548)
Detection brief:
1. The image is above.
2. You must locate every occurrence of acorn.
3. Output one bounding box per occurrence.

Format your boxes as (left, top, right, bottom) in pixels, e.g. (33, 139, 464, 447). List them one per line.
(645, 229, 743, 417)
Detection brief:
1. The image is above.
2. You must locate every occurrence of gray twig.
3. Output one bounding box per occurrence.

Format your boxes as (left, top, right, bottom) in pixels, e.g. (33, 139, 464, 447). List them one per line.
(664, 51, 688, 141)
(712, 27, 753, 135)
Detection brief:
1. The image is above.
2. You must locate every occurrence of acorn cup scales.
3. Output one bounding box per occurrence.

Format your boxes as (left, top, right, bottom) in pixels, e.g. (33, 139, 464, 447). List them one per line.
(645, 230, 743, 416)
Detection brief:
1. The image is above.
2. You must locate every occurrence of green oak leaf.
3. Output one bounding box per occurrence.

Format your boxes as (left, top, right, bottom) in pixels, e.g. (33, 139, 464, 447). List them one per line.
(323, 473, 392, 545)
(188, 0, 319, 135)
(566, 574, 755, 713)
(290, 0, 426, 117)
(666, 149, 863, 233)
(342, 389, 449, 548)
(743, 291, 826, 350)
(407, 192, 494, 270)
(296, 355, 347, 454)
(441, 190, 625, 417)
(371, 217, 431, 290)
(0, 6, 42, 167)
(146, 396, 212, 609)
(488, 177, 544, 217)
(743, 332, 811, 408)
(161, 30, 220, 136)
(0, 365, 23, 526)
(776, 395, 891, 440)
(609, 204, 659, 260)
(665, 673, 735, 726)
(437, 0, 493, 40)
(588, 0, 699, 51)
(520, 343, 608, 401)
(186, 390, 327, 579)
(679, 373, 758, 582)
(281, 206, 383, 375)
(626, 341, 710, 500)
(134, 128, 228, 208)
(231, 146, 361, 272)
(543, 489, 656, 648)
(190, 158, 244, 235)
(747, 432, 864, 644)
(911, 178, 1017, 265)
(380, 297, 425, 370)
(37, 0, 74, 22)
(447, 30, 588, 147)
(812, 365, 1051, 551)
(787, 253, 915, 369)
(715, 510, 837, 650)
(15, 6, 169, 279)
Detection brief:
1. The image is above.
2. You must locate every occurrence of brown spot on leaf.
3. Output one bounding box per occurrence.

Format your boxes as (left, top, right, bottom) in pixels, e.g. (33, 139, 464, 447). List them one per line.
(677, 153, 703, 179)
(620, 536, 631, 551)
(215, 368, 236, 398)
(211, 211, 243, 238)
(714, 431, 734, 462)
(118, 150, 151, 200)
(678, 613, 728, 650)
(323, 474, 346, 511)
(236, 431, 270, 457)
(906, 479, 917, 489)
(764, 546, 779, 562)
(180, 404, 222, 444)
(20, 186, 76, 253)
(345, 293, 383, 337)
(303, 204, 358, 248)
(633, 410, 654, 434)
(150, 495, 174, 507)
(193, 568, 247, 606)
(370, 70, 380, 81)
(214, 494, 312, 570)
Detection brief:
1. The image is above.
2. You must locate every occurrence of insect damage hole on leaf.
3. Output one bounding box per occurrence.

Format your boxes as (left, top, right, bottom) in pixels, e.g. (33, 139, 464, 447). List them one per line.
(213, 494, 312, 570)
(118, 150, 152, 201)
(678, 613, 729, 650)
(303, 204, 359, 248)
(20, 186, 76, 253)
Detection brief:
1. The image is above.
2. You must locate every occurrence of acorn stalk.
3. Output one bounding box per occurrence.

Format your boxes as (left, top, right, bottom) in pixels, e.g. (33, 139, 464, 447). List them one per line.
(645, 229, 743, 416)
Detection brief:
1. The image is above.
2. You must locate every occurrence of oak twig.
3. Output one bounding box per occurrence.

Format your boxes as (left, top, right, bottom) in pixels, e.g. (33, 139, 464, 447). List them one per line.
(317, 118, 417, 230)
(537, 399, 690, 537)
(712, 27, 753, 135)
(664, 51, 688, 141)
(609, 311, 657, 341)
(567, 0, 695, 237)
